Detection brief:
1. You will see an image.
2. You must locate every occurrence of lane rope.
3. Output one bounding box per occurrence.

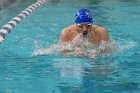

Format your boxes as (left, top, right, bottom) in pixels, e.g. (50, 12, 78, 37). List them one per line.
(0, 0, 46, 43)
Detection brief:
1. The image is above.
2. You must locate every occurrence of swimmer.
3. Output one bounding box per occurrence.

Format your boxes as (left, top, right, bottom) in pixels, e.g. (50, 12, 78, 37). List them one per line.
(59, 9, 110, 59)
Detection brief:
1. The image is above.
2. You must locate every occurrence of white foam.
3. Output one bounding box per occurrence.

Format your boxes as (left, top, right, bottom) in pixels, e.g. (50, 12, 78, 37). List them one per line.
(32, 39, 120, 56)
(0, 36, 4, 43)
(119, 41, 138, 50)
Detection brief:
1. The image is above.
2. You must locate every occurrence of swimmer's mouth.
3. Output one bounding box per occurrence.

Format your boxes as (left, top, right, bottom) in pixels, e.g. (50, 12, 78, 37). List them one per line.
(82, 31, 88, 36)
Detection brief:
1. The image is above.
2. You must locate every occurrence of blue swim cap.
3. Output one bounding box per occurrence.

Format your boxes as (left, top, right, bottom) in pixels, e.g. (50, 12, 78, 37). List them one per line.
(75, 9, 93, 24)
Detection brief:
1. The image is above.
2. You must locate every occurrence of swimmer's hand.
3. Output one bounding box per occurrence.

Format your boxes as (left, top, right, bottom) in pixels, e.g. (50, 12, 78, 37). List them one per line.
(88, 50, 96, 59)
(74, 48, 87, 57)
(60, 48, 86, 57)
(74, 48, 96, 59)
(60, 48, 96, 59)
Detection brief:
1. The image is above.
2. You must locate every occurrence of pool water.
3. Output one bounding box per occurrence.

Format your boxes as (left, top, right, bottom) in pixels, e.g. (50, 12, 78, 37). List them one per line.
(0, 0, 140, 93)
(0, 0, 36, 27)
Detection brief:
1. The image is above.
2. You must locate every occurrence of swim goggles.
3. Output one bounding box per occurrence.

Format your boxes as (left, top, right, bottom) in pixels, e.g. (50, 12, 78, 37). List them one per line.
(76, 23, 92, 28)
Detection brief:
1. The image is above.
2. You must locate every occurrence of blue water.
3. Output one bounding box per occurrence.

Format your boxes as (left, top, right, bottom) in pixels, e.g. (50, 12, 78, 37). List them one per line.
(0, 0, 36, 27)
(0, 0, 140, 93)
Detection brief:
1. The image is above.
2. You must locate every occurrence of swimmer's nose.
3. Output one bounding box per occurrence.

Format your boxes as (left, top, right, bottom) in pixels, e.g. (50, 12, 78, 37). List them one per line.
(83, 26, 88, 31)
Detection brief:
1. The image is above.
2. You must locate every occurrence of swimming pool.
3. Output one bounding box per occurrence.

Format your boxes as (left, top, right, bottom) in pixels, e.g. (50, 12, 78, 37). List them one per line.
(0, 0, 140, 93)
(0, 0, 36, 27)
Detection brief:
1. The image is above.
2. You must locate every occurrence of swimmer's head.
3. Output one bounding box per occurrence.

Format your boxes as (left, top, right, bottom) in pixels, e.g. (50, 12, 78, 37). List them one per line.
(75, 9, 93, 24)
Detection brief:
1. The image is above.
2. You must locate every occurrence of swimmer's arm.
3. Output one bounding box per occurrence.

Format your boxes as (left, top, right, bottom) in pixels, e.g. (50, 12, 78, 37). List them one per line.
(58, 30, 87, 56)
(59, 49, 73, 55)
(98, 27, 111, 53)
(100, 30, 111, 53)
(59, 48, 87, 57)
(58, 30, 76, 55)
(60, 48, 97, 59)
(98, 27, 109, 41)
(59, 29, 71, 43)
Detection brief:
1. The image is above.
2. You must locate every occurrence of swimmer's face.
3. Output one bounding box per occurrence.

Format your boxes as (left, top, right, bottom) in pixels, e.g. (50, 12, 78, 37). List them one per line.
(76, 22, 92, 36)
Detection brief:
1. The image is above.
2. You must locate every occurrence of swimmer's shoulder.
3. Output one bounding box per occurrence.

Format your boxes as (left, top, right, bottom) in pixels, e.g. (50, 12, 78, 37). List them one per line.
(59, 24, 77, 42)
(92, 24, 109, 40)
(92, 24, 108, 34)
(61, 24, 77, 33)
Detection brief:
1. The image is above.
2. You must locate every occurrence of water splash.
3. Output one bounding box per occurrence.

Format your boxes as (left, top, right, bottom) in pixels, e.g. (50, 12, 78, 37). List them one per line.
(32, 41, 57, 56)
(97, 40, 119, 53)
(32, 39, 119, 56)
(119, 40, 138, 51)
